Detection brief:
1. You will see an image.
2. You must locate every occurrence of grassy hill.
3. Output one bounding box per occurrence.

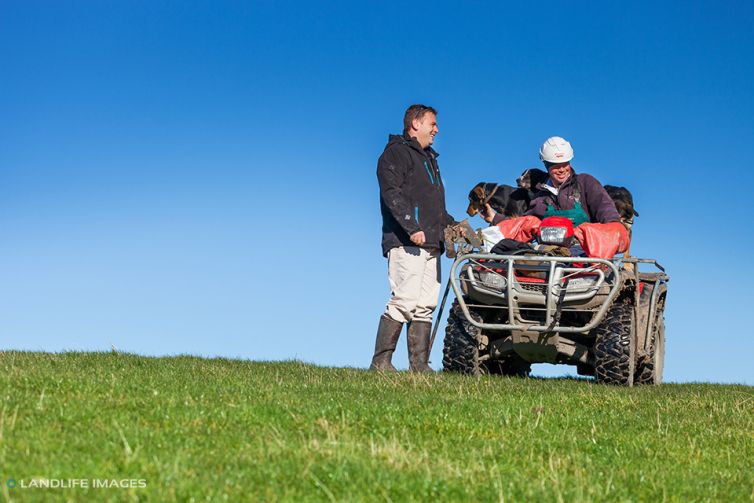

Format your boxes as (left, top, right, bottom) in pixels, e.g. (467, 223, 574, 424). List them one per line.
(0, 352, 751, 502)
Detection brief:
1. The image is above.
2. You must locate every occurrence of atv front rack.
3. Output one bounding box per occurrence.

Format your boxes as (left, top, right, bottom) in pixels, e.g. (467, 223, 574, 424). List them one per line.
(449, 253, 622, 333)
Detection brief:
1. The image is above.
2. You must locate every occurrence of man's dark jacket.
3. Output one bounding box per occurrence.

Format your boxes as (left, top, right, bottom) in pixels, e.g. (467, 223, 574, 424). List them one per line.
(377, 134, 455, 257)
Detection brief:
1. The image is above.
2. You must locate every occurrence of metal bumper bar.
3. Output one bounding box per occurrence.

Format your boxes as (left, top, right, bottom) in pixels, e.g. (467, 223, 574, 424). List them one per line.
(449, 253, 622, 333)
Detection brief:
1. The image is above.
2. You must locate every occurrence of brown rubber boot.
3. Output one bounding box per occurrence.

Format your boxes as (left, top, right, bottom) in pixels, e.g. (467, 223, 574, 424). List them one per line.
(407, 320, 433, 373)
(369, 315, 403, 371)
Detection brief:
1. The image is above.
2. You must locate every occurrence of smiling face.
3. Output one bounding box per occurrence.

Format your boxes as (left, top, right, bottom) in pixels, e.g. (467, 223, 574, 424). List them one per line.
(546, 162, 572, 187)
(411, 112, 438, 149)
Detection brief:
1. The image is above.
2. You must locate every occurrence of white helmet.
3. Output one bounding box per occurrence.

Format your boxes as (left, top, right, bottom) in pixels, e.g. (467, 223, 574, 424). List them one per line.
(539, 136, 574, 163)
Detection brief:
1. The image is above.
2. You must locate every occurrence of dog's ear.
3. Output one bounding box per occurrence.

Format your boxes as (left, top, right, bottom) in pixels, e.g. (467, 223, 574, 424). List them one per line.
(467, 183, 487, 216)
(517, 169, 530, 189)
(472, 185, 487, 201)
(527, 169, 548, 188)
(468, 183, 484, 201)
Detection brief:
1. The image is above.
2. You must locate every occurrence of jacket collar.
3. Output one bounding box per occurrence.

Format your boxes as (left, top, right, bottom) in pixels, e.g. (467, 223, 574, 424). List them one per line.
(538, 166, 578, 193)
(402, 133, 439, 159)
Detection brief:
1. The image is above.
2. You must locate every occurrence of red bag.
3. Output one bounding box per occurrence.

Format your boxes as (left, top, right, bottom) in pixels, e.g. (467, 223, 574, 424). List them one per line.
(496, 216, 541, 242)
(574, 222, 630, 259)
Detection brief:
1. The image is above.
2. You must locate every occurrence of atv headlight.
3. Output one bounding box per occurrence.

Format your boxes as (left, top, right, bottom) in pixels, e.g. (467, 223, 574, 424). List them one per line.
(480, 271, 506, 291)
(538, 216, 575, 246)
(539, 226, 568, 244)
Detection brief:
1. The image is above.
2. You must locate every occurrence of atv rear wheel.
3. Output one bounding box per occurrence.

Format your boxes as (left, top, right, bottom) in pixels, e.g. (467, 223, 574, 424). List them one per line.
(635, 302, 665, 385)
(443, 299, 484, 375)
(593, 296, 636, 386)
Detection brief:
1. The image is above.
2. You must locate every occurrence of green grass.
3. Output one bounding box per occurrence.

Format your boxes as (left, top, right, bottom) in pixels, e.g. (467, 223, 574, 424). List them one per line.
(0, 352, 752, 502)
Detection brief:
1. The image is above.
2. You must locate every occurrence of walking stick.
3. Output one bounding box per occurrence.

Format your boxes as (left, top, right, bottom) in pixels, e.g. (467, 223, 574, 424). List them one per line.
(429, 277, 453, 359)
(430, 220, 478, 361)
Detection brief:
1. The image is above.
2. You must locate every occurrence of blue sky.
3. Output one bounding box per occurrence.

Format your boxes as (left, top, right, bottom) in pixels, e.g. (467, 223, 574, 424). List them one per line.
(2, 1, 753, 383)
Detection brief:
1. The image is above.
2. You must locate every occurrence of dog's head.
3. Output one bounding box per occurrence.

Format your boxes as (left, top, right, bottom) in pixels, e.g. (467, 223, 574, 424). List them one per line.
(604, 185, 639, 220)
(517, 168, 549, 190)
(466, 182, 498, 216)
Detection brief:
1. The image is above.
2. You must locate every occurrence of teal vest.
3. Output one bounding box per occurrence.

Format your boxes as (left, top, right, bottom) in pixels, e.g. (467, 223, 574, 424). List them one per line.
(544, 184, 589, 226)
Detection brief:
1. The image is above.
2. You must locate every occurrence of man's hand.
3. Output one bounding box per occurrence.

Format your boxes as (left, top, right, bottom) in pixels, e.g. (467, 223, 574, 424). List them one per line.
(410, 231, 426, 246)
(481, 203, 496, 223)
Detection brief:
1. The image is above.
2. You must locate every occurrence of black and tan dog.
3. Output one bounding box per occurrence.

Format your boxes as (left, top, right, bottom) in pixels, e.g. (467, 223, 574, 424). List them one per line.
(466, 168, 547, 221)
(604, 185, 639, 259)
(516, 168, 549, 192)
(466, 182, 530, 220)
(603, 185, 639, 226)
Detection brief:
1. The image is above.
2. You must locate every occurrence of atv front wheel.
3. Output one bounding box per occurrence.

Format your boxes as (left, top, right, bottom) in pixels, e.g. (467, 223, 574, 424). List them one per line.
(593, 296, 636, 386)
(443, 299, 484, 376)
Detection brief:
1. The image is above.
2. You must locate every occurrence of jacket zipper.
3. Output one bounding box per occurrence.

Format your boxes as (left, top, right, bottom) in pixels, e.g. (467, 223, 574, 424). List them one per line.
(423, 161, 435, 185)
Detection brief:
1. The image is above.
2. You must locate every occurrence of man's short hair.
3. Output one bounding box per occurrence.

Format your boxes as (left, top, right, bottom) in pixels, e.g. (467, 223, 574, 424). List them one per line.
(403, 104, 437, 136)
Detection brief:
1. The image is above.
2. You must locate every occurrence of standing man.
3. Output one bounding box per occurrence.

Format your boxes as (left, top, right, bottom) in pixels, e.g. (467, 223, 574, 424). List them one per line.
(370, 104, 457, 373)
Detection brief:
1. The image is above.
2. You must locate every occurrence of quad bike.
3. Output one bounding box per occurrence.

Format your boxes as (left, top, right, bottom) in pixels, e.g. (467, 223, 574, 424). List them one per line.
(441, 218, 668, 386)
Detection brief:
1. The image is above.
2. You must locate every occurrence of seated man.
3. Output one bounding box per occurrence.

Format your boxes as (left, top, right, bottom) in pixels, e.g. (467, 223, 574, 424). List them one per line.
(484, 136, 620, 226)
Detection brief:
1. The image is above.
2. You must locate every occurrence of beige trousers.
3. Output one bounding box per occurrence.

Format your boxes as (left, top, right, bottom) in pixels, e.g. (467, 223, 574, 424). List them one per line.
(384, 246, 441, 324)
